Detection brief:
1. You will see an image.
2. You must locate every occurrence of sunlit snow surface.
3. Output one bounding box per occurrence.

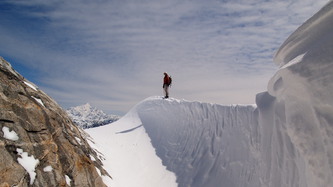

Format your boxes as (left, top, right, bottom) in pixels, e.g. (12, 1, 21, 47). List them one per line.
(16, 148, 40, 185)
(24, 81, 38, 91)
(86, 2, 333, 187)
(2, 126, 19, 141)
(86, 103, 178, 187)
(31, 96, 45, 107)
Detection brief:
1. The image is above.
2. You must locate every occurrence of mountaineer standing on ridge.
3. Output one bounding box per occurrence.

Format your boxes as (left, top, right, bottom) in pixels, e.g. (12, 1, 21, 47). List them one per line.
(163, 72, 172, 99)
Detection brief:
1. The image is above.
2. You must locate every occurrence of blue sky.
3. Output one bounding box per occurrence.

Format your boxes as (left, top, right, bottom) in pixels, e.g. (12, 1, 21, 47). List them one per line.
(0, 0, 328, 115)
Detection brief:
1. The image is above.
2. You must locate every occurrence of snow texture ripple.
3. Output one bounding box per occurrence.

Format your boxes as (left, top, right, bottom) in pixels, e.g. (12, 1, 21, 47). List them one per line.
(136, 97, 260, 187)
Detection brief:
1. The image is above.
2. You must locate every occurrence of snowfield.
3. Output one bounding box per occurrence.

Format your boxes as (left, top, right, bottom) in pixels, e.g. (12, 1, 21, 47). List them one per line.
(86, 1, 333, 187)
(86, 99, 178, 187)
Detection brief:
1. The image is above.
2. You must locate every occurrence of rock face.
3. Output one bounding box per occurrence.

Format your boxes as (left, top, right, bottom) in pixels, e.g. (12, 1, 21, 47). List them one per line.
(0, 57, 110, 186)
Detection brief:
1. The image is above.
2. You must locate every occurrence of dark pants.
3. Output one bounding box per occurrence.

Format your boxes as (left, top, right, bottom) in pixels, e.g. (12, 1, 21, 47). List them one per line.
(163, 84, 169, 98)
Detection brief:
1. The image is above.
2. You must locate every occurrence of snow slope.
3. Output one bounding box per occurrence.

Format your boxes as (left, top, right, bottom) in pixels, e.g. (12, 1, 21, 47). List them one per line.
(86, 2, 333, 187)
(85, 103, 178, 187)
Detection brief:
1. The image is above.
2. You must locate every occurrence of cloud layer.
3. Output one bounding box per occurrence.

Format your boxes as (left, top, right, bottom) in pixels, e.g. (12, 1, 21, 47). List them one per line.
(0, 0, 328, 114)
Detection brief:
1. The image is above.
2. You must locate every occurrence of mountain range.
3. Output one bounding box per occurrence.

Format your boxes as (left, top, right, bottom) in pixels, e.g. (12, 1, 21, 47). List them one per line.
(66, 103, 120, 129)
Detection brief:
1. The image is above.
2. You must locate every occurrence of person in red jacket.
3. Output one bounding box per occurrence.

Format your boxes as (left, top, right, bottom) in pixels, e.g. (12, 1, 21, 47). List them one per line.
(163, 72, 171, 98)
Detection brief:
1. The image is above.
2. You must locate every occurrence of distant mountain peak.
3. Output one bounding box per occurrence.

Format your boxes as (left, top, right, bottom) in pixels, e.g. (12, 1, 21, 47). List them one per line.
(82, 103, 94, 110)
(67, 103, 120, 129)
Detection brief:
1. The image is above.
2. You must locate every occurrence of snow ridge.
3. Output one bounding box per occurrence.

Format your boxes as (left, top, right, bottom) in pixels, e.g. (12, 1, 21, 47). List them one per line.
(94, 93, 332, 187)
(136, 97, 259, 187)
(87, 96, 307, 187)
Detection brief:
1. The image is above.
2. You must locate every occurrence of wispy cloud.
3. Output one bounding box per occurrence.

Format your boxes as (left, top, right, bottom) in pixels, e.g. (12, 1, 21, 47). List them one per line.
(0, 0, 328, 114)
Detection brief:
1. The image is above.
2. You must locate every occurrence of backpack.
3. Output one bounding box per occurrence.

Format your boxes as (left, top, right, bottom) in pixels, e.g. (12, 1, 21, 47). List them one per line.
(168, 76, 172, 86)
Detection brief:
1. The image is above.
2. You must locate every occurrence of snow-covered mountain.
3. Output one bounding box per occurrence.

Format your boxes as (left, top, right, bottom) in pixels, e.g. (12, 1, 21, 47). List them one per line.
(67, 103, 120, 129)
(86, 2, 333, 187)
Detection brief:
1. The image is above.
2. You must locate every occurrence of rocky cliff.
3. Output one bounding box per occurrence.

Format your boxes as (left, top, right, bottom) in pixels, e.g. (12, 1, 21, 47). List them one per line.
(0, 57, 111, 186)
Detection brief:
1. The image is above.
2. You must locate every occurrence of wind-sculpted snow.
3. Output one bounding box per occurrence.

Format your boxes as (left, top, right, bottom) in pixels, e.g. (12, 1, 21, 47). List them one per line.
(134, 96, 307, 187)
(136, 97, 260, 187)
(265, 1, 333, 186)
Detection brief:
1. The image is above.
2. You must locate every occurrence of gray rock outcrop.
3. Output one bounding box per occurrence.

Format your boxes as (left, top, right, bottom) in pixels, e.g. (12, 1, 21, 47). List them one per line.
(0, 57, 111, 186)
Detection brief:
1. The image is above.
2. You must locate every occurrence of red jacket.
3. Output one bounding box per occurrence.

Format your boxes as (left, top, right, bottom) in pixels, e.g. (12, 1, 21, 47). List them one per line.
(164, 74, 170, 85)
